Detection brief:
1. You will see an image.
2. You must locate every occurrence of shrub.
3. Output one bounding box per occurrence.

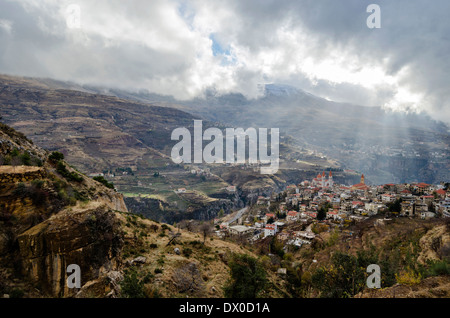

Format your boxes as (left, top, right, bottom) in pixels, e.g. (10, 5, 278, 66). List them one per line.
(182, 247, 193, 258)
(56, 161, 83, 182)
(144, 286, 161, 298)
(426, 260, 450, 277)
(49, 151, 64, 162)
(93, 176, 115, 189)
(395, 268, 422, 286)
(20, 152, 31, 166)
(11, 148, 20, 157)
(223, 253, 268, 298)
(311, 251, 366, 298)
(120, 269, 145, 298)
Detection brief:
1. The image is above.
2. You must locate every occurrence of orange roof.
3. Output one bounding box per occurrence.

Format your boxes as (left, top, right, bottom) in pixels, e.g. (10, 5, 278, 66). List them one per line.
(352, 183, 369, 189)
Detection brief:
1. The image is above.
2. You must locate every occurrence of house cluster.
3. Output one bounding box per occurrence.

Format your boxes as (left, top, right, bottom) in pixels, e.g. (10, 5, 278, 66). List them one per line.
(214, 171, 450, 249)
(282, 173, 450, 220)
(190, 167, 213, 177)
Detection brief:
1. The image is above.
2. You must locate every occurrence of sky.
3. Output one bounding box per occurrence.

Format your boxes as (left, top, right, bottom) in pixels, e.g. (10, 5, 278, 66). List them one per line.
(0, 0, 449, 122)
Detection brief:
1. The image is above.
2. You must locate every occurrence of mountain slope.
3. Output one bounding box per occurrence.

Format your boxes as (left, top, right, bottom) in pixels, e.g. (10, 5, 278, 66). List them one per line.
(0, 121, 291, 298)
(0, 121, 129, 297)
(0, 74, 356, 224)
(107, 84, 450, 185)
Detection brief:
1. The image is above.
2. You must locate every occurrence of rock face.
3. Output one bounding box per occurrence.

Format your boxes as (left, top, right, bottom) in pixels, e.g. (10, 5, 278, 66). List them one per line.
(97, 191, 128, 213)
(17, 205, 123, 297)
(0, 167, 47, 183)
(0, 120, 130, 297)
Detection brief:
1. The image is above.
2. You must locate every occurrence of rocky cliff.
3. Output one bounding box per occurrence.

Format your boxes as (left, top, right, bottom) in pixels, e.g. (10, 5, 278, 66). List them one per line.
(0, 121, 128, 297)
(17, 204, 123, 297)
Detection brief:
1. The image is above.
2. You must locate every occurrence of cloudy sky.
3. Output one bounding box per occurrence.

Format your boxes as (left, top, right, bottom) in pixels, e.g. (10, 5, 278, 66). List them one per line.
(0, 0, 449, 122)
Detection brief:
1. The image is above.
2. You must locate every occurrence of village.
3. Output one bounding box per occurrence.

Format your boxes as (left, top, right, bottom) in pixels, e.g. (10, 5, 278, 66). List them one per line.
(213, 171, 450, 249)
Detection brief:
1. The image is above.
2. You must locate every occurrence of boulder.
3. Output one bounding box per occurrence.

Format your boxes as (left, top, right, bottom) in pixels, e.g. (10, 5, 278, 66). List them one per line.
(17, 205, 123, 297)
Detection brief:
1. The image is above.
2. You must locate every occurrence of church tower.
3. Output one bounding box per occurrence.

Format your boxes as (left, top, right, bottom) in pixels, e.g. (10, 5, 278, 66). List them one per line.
(328, 171, 333, 187)
(361, 174, 365, 185)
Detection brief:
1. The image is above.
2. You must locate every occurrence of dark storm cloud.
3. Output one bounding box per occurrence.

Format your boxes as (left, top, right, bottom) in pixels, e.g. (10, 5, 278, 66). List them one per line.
(0, 0, 448, 120)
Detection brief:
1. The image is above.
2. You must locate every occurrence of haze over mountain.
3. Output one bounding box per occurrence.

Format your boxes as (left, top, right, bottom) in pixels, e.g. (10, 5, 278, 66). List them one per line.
(2, 72, 449, 185)
(91, 82, 450, 185)
(1, 1, 450, 121)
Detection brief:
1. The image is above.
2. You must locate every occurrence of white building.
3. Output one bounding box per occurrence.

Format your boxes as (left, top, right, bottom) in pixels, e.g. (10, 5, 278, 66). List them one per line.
(264, 223, 277, 237)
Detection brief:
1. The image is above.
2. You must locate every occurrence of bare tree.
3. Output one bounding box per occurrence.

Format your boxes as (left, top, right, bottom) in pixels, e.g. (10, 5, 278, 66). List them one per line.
(172, 262, 205, 295)
(199, 223, 213, 244)
(11, 156, 21, 172)
(179, 220, 194, 232)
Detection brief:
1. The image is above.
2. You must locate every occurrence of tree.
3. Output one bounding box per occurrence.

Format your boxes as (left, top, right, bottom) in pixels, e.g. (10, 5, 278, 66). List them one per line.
(269, 202, 279, 213)
(179, 220, 194, 232)
(172, 262, 205, 295)
(48, 151, 65, 162)
(388, 198, 402, 213)
(312, 251, 366, 298)
(11, 156, 21, 172)
(317, 206, 327, 221)
(20, 152, 31, 166)
(223, 254, 268, 298)
(200, 223, 212, 244)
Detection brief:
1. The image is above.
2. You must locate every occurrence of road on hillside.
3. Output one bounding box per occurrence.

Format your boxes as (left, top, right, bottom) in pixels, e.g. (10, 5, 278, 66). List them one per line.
(227, 207, 248, 225)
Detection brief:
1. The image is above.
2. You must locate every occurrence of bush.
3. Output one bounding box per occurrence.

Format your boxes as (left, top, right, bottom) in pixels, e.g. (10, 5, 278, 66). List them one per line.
(426, 260, 450, 277)
(120, 269, 145, 298)
(57, 161, 83, 182)
(395, 268, 422, 286)
(20, 152, 31, 166)
(49, 151, 64, 162)
(223, 253, 268, 298)
(93, 176, 115, 189)
(182, 247, 193, 258)
(311, 251, 366, 298)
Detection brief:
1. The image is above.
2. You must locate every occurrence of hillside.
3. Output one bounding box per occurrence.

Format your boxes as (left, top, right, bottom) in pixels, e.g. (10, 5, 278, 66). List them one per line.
(0, 74, 358, 223)
(0, 121, 128, 297)
(2, 122, 450, 298)
(109, 84, 450, 185)
(0, 121, 290, 298)
(288, 217, 450, 298)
